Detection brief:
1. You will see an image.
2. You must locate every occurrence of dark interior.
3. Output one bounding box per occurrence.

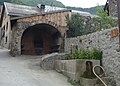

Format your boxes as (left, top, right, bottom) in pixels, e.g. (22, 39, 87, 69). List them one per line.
(21, 23, 61, 55)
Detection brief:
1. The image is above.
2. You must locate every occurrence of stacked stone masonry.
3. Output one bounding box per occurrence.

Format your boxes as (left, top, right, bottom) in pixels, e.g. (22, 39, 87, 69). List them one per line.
(65, 27, 120, 86)
(10, 10, 71, 56)
(109, 0, 118, 17)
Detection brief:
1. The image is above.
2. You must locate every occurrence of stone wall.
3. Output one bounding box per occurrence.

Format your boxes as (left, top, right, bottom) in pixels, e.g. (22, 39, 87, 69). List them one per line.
(0, 14, 11, 49)
(65, 27, 120, 86)
(54, 59, 100, 81)
(40, 53, 66, 70)
(109, 0, 118, 17)
(65, 27, 119, 52)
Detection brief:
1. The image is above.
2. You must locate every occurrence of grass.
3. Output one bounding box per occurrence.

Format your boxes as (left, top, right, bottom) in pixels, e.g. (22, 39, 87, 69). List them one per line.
(68, 79, 80, 86)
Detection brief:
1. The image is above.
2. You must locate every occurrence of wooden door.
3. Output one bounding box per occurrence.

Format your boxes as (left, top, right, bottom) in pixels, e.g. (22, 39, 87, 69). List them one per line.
(21, 32, 35, 55)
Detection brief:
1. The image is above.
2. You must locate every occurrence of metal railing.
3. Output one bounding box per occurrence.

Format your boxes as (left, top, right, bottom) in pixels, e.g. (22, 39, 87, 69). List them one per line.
(93, 65, 107, 86)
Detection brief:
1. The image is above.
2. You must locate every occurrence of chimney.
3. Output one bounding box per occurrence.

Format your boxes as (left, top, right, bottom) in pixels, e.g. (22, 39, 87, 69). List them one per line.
(40, 4, 45, 12)
(37, 4, 45, 13)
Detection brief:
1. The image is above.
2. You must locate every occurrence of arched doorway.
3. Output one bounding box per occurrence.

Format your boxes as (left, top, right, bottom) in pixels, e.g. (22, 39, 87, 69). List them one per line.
(21, 23, 61, 55)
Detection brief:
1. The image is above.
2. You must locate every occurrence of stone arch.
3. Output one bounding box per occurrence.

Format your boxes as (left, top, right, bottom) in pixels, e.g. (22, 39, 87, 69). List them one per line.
(17, 20, 61, 34)
(21, 23, 62, 55)
(11, 20, 66, 56)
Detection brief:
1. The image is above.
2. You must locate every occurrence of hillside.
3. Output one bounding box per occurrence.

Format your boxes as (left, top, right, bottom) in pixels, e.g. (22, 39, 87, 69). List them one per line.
(0, 0, 104, 15)
(67, 6, 104, 14)
(0, 0, 65, 7)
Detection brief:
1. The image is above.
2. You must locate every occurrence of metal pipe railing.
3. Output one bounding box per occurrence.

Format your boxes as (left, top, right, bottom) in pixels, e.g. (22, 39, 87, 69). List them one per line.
(93, 65, 107, 86)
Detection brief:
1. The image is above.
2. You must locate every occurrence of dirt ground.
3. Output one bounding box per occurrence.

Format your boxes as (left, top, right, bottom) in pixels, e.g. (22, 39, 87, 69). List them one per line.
(0, 49, 71, 86)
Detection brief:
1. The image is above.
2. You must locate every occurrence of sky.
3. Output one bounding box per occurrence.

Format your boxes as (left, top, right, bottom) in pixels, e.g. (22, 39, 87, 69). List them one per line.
(57, 0, 107, 8)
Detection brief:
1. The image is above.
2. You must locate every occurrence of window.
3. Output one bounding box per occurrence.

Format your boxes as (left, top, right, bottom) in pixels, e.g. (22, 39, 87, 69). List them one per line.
(6, 22, 8, 31)
(5, 36, 7, 44)
(1, 26, 5, 39)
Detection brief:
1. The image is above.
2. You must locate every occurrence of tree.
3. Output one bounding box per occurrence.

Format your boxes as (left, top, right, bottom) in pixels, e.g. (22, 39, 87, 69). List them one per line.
(66, 13, 84, 37)
(0, 0, 65, 7)
(94, 6, 117, 31)
(0, 0, 10, 4)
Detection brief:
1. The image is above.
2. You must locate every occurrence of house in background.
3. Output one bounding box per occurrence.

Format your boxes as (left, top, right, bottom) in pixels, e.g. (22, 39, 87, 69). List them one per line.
(104, 0, 117, 17)
(0, 2, 71, 56)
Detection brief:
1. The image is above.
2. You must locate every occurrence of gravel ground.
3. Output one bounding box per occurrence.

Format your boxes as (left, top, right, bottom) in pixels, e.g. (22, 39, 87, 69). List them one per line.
(0, 49, 71, 86)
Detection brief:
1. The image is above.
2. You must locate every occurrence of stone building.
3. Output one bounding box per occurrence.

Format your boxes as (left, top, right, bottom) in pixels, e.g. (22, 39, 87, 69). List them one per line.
(0, 5, 2, 18)
(0, 5, 2, 28)
(0, 5, 2, 33)
(104, 0, 117, 17)
(0, 2, 71, 56)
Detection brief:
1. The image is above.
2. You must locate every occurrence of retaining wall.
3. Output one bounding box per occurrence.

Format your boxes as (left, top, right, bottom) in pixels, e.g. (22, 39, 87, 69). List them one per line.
(65, 27, 120, 86)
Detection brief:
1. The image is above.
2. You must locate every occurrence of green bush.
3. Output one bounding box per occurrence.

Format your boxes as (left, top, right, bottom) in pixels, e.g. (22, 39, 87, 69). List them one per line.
(65, 48, 102, 60)
(68, 79, 80, 86)
(91, 48, 103, 60)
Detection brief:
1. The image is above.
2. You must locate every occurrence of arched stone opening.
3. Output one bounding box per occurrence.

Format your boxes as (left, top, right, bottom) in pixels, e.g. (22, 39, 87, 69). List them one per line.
(21, 23, 61, 55)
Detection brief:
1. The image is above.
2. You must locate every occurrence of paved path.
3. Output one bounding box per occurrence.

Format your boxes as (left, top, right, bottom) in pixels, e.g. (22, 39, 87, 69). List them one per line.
(0, 49, 71, 86)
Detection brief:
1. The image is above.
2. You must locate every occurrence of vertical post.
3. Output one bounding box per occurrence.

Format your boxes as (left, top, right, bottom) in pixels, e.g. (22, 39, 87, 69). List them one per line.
(117, 0, 120, 49)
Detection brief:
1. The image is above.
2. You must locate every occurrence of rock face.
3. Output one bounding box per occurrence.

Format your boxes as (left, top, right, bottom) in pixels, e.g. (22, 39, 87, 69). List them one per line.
(65, 27, 120, 86)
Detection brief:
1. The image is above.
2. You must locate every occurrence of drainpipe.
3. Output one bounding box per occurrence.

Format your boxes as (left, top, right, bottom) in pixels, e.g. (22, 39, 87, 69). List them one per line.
(117, 0, 120, 49)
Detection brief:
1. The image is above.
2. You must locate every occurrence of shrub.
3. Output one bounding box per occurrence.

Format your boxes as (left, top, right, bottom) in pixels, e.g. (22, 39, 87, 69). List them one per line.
(65, 48, 102, 60)
(91, 48, 103, 60)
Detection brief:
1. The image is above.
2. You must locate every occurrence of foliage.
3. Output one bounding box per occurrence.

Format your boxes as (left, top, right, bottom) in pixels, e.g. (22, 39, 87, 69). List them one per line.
(67, 5, 106, 15)
(66, 6, 117, 37)
(65, 48, 103, 60)
(94, 6, 117, 31)
(0, 0, 10, 4)
(91, 48, 103, 60)
(10, 0, 24, 5)
(68, 79, 80, 86)
(67, 6, 103, 14)
(66, 14, 84, 37)
(0, 0, 65, 7)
